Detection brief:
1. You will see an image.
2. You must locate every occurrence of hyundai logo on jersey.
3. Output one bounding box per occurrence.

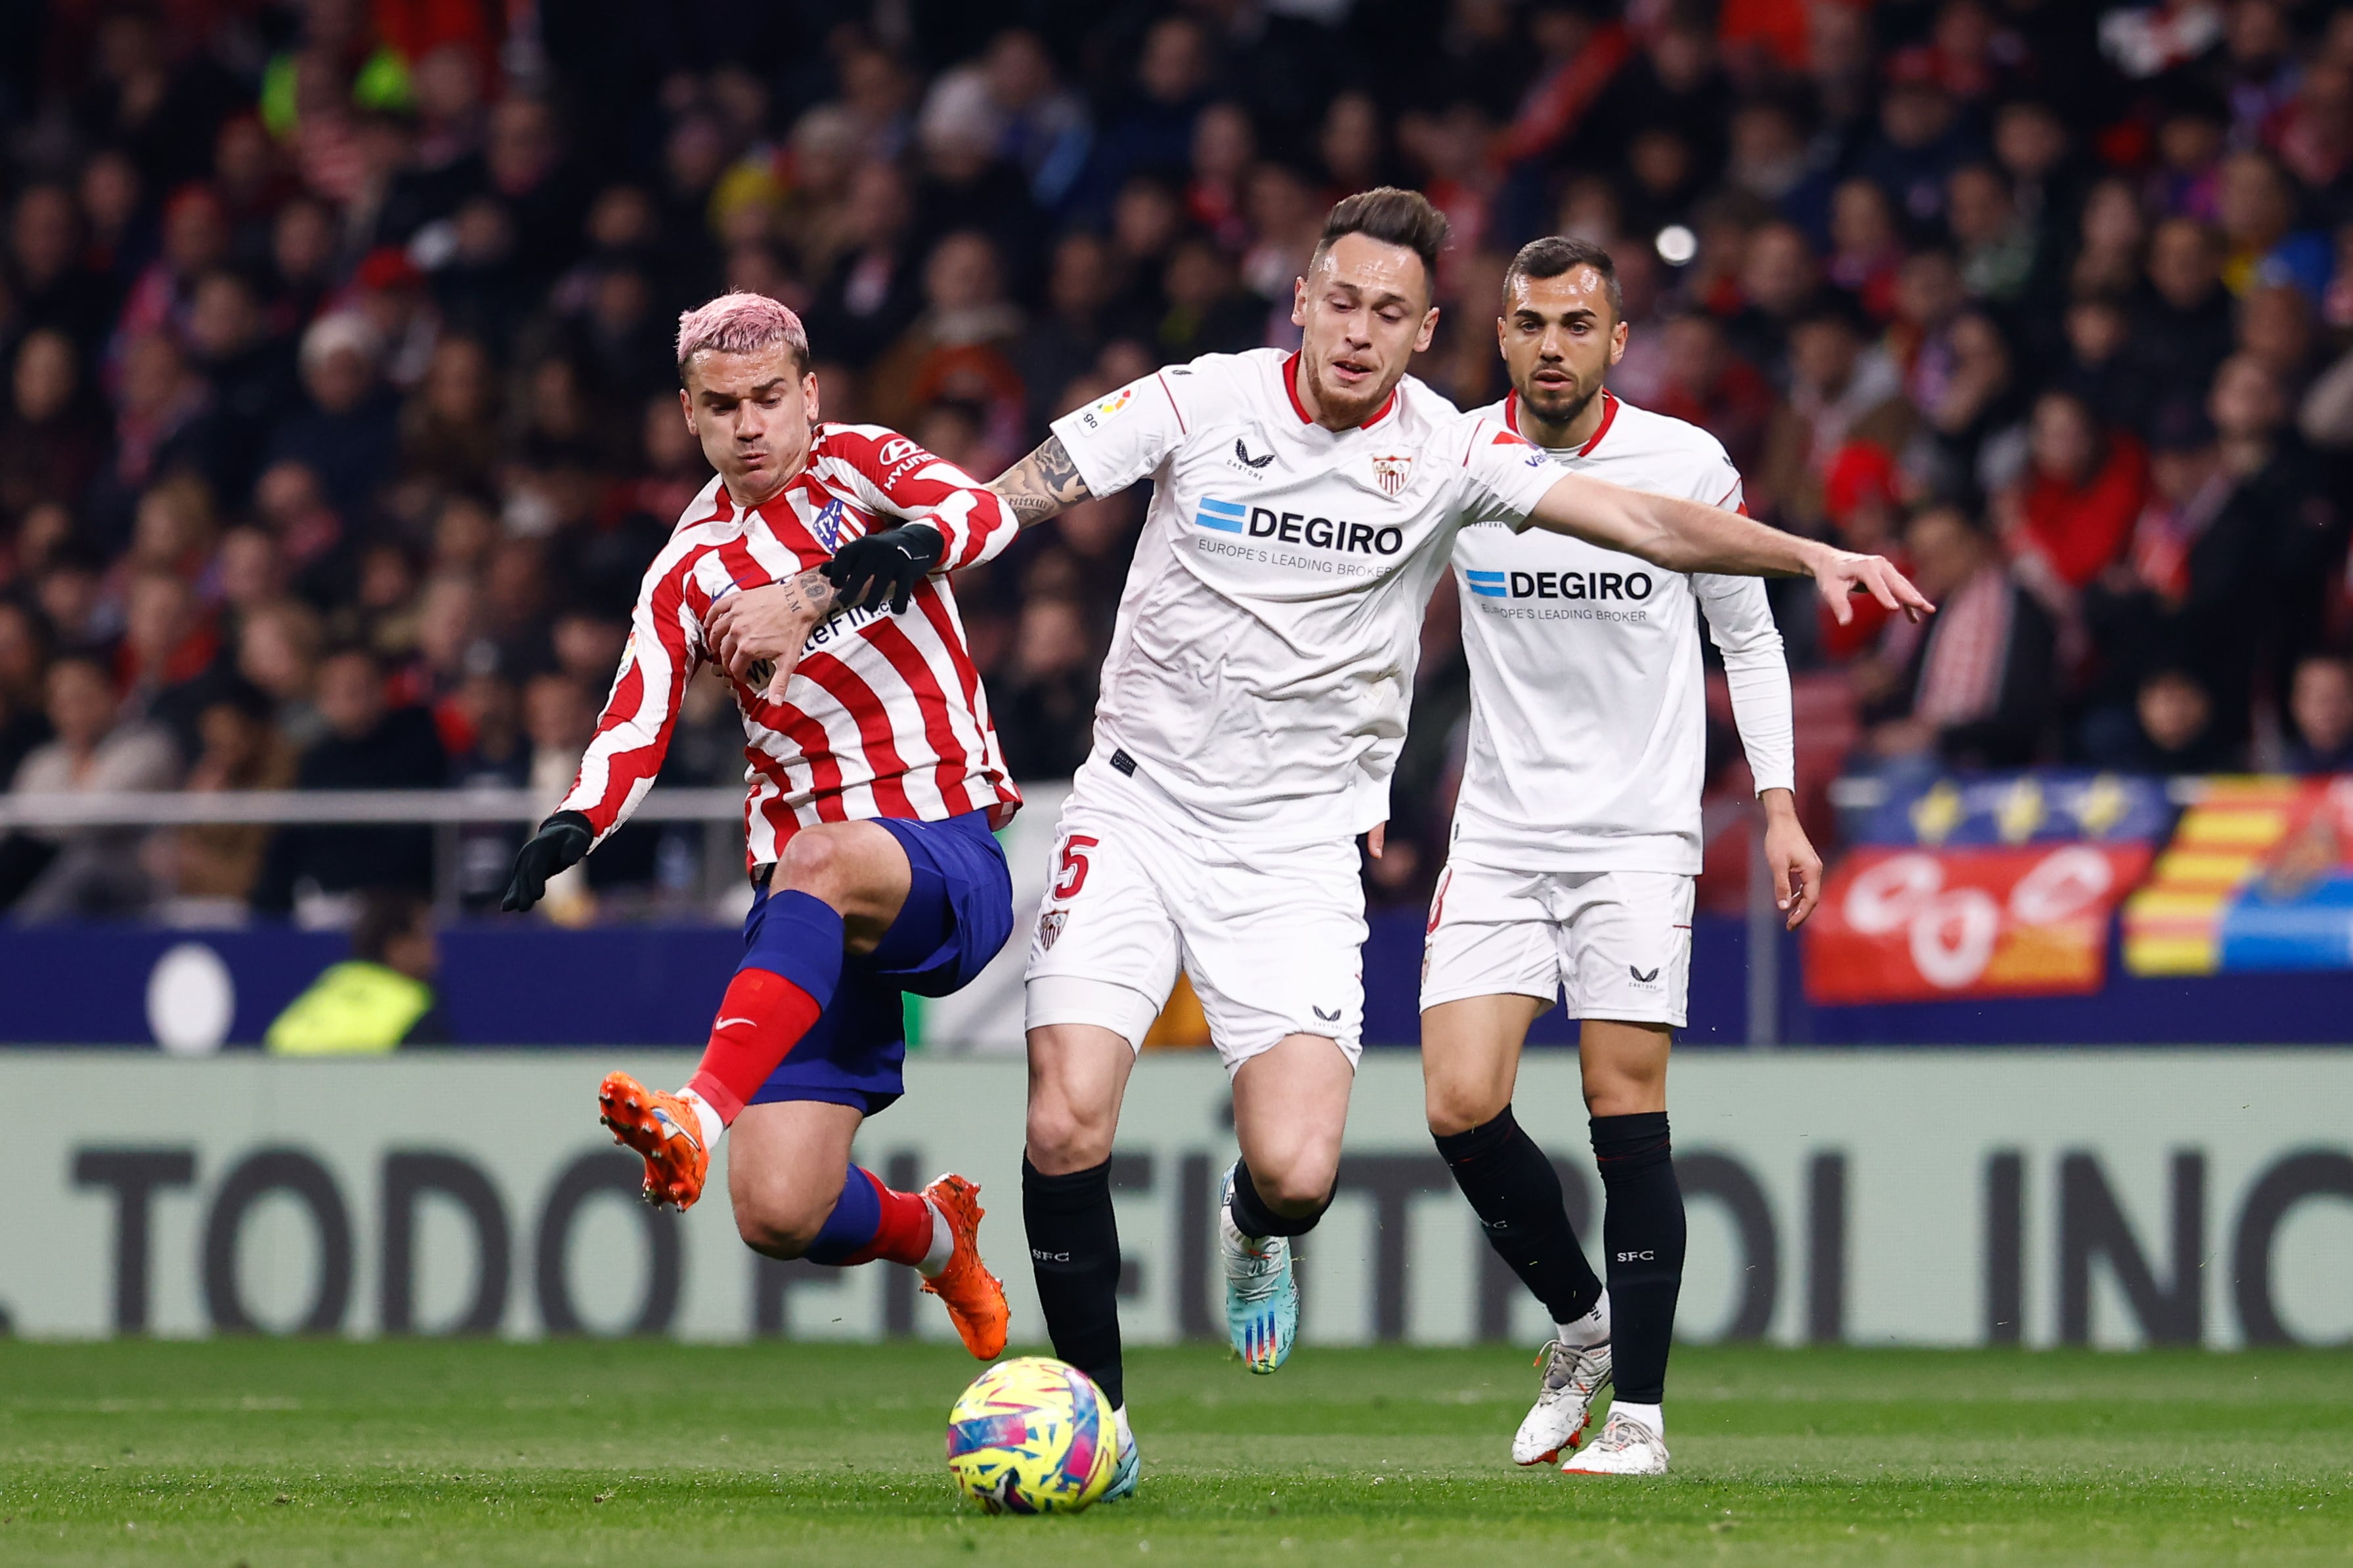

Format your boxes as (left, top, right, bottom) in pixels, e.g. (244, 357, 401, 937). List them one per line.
(1195, 496, 1248, 533)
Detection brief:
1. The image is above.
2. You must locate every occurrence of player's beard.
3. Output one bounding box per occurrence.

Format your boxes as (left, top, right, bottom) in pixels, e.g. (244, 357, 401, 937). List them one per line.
(1306, 358, 1407, 428)
(1521, 375, 1601, 433)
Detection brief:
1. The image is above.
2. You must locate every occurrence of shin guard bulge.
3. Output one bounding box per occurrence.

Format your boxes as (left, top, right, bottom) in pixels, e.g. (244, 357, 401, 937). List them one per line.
(1436, 1106, 1604, 1326)
(685, 891, 844, 1122)
(1592, 1111, 1683, 1405)
(1024, 1156, 1125, 1409)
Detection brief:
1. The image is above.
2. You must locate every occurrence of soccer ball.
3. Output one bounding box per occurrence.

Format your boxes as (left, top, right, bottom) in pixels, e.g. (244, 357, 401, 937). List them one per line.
(945, 1355, 1117, 1514)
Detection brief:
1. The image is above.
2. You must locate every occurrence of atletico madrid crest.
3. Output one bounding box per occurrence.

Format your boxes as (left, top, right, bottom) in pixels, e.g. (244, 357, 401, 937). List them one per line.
(1371, 455, 1412, 497)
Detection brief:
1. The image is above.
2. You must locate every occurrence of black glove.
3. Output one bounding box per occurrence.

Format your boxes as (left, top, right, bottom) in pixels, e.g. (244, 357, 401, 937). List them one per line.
(502, 811, 593, 912)
(821, 522, 944, 615)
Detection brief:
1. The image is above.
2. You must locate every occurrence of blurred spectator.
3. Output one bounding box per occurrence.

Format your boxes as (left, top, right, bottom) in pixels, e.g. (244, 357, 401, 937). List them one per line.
(993, 597, 1099, 780)
(1857, 506, 2054, 768)
(153, 679, 296, 920)
(1998, 391, 2149, 602)
(266, 312, 399, 511)
(2, 651, 180, 918)
(2084, 666, 2244, 774)
(2131, 217, 2238, 430)
(253, 644, 445, 920)
(1758, 301, 1911, 533)
(2286, 654, 2353, 774)
(7, 184, 114, 350)
(863, 230, 1024, 437)
(265, 887, 451, 1051)
(399, 335, 500, 496)
(0, 329, 106, 520)
(0, 603, 53, 784)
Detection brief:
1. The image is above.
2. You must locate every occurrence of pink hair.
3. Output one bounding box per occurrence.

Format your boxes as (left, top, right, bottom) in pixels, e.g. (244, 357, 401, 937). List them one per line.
(674, 291, 810, 377)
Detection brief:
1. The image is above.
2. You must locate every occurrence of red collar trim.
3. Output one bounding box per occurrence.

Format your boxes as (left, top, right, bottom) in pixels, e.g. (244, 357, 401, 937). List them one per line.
(1281, 352, 1398, 430)
(1503, 387, 1616, 453)
(1577, 390, 1619, 457)
(1282, 351, 1312, 423)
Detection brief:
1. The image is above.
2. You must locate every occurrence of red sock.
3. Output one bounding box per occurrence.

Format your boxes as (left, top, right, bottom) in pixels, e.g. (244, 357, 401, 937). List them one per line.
(684, 967, 823, 1125)
(842, 1170, 939, 1267)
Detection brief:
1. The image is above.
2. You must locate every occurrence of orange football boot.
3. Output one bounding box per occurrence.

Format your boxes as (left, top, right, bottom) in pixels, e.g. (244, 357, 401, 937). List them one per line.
(597, 1071, 710, 1210)
(919, 1173, 1009, 1360)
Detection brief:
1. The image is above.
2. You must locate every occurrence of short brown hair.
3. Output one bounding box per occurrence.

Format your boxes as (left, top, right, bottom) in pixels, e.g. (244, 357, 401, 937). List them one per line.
(1504, 236, 1624, 323)
(1314, 186, 1450, 295)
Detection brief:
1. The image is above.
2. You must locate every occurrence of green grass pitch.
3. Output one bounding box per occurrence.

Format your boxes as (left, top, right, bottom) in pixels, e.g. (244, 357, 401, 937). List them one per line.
(1, 1340, 2348, 1565)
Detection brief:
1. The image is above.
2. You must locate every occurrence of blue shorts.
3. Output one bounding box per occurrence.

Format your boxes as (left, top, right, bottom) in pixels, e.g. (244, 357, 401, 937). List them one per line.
(743, 810, 1013, 1117)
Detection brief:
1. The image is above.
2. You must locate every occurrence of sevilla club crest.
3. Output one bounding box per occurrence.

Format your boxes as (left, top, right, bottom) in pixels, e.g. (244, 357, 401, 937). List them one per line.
(1371, 455, 1412, 498)
(1037, 910, 1068, 950)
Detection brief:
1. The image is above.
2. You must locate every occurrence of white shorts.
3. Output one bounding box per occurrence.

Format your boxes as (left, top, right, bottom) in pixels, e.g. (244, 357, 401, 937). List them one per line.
(1023, 762, 1367, 1072)
(1419, 860, 1695, 1028)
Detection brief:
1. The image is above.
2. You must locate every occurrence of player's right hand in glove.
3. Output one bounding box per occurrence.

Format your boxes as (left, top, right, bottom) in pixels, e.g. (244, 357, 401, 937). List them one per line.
(502, 810, 593, 912)
(821, 522, 944, 614)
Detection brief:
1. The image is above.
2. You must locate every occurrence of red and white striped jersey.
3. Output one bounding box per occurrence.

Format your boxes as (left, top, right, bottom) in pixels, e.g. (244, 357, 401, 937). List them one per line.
(559, 423, 1023, 868)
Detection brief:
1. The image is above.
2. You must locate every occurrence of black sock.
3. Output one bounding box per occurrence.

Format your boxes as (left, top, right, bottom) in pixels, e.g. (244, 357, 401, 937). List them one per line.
(1592, 1111, 1683, 1405)
(1023, 1155, 1124, 1409)
(1434, 1105, 1603, 1326)
(1227, 1158, 1328, 1239)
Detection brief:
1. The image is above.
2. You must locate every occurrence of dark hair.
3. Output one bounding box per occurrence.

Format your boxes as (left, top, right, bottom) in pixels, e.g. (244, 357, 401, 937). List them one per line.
(1314, 186, 1449, 295)
(1503, 236, 1624, 322)
(352, 887, 430, 965)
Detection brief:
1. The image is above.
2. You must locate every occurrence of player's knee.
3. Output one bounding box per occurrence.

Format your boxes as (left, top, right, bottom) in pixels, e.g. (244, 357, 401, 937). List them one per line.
(773, 830, 858, 904)
(1025, 1095, 1115, 1173)
(1582, 1070, 1666, 1119)
(1252, 1153, 1337, 1214)
(1425, 1078, 1504, 1139)
(733, 1185, 831, 1260)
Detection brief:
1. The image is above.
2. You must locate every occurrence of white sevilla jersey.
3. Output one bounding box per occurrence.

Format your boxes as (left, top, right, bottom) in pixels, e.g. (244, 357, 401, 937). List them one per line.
(1051, 348, 1560, 841)
(1450, 390, 1794, 875)
(560, 423, 1022, 868)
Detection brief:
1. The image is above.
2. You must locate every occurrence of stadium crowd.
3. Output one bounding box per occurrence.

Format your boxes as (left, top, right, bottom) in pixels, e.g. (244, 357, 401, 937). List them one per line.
(0, 0, 2350, 925)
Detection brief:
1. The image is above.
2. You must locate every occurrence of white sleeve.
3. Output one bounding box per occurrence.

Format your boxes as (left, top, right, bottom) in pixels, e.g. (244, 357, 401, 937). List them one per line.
(1695, 574, 1794, 796)
(1454, 416, 1567, 529)
(1047, 367, 1192, 498)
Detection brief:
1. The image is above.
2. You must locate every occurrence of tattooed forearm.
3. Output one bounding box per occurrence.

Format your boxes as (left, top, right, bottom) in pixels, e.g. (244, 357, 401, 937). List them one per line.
(778, 567, 840, 620)
(990, 435, 1093, 527)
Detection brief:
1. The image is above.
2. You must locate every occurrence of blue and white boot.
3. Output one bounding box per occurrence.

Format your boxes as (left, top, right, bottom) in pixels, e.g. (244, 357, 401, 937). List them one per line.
(1101, 1405, 1140, 1502)
(1219, 1162, 1300, 1374)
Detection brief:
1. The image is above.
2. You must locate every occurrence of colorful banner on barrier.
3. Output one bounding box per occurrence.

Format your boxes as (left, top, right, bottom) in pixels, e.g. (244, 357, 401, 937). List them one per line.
(1806, 842, 2154, 1004)
(1860, 770, 2175, 848)
(2123, 776, 2353, 976)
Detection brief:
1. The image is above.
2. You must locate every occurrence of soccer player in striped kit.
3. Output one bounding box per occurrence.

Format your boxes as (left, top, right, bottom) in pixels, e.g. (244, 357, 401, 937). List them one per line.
(1424, 238, 1825, 1475)
(500, 293, 1017, 1360)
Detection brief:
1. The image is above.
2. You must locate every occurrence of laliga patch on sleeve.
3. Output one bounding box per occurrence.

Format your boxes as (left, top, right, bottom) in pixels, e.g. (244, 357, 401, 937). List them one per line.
(1081, 388, 1135, 430)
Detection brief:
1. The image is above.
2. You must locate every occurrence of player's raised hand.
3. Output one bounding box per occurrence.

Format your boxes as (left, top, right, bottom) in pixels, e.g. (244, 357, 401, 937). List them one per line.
(502, 811, 593, 912)
(1810, 547, 1933, 625)
(1760, 791, 1823, 931)
(823, 522, 945, 614)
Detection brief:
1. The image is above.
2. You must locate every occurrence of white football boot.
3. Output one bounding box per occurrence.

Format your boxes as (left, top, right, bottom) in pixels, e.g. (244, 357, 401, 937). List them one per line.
(1219, 1163, 1299, 1374)
(1559, 1405, 1670, 1475)
(1512, 1335, 1613, 1466)
(1101, 1406, 1140, 1502)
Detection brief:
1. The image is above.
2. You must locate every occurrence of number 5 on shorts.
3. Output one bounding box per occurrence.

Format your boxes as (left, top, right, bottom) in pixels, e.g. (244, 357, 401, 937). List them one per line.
(1052, 835, 1099, 899)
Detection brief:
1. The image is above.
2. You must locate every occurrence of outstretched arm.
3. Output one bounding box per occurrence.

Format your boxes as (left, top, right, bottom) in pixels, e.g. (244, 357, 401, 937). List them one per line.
(989, 434, 1094, 528)
(1522, 468, 1933, 625)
